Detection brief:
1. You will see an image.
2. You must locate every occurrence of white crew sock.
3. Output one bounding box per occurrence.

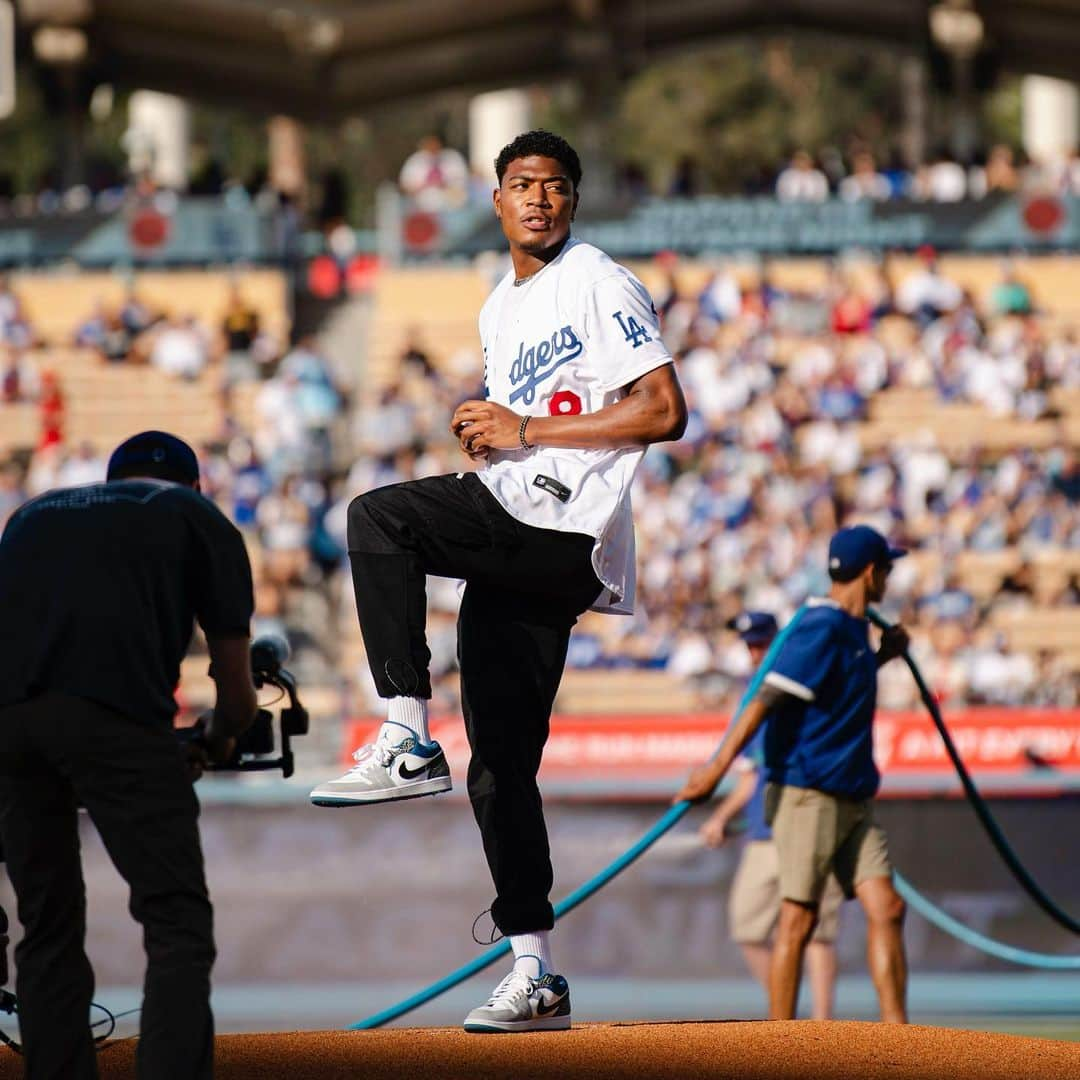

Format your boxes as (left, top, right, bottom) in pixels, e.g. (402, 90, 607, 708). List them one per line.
(379, 697, 430, 745)
(510, 932, 553, 979)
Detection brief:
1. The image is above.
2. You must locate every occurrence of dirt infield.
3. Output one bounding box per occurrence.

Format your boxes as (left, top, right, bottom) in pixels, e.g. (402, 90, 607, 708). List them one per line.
(1, 1020, 1076, 1080)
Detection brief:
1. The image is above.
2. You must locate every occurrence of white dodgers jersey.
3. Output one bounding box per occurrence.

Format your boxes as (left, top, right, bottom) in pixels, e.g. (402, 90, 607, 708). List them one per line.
(476, 237, 673, 614)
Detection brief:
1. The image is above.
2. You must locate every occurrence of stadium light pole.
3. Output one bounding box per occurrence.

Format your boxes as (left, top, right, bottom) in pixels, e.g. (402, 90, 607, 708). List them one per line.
(0, 0, 14, 121)
(929, 0, 985, 165)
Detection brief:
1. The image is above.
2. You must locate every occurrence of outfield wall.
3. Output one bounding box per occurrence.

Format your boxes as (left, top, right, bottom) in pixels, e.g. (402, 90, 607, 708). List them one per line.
(6, 796, 1073, 993)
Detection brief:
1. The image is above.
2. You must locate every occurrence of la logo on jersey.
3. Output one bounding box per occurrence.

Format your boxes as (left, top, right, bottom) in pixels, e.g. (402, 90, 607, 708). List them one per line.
(613, 310, 652, 349)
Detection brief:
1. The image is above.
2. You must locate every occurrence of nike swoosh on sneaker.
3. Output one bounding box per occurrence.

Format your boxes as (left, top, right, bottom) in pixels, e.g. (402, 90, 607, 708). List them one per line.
(398, 755, 443, 780)
(535, 996, 567, 1017)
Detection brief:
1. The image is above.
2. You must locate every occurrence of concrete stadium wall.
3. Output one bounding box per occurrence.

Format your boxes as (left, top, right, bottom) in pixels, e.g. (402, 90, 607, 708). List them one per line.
(0, 798, 1073, 989)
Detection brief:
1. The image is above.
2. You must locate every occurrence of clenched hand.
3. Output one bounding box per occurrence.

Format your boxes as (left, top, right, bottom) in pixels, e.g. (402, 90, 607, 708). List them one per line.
(451, 400, 526, 459)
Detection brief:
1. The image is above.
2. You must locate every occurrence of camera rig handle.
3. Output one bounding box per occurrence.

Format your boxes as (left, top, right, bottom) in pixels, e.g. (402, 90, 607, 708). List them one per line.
(216, 664, 310, 778)
(181, 638, 310, 778)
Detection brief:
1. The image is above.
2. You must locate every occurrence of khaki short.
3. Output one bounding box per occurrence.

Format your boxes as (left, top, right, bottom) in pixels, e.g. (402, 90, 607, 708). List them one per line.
(729, 839, 844, 945)
(765, 783, 892, 904)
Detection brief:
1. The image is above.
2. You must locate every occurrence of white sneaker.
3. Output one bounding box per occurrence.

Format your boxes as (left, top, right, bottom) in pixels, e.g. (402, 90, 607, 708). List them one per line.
(463, 969, 571, 1033)
(309, 734, 451, 807)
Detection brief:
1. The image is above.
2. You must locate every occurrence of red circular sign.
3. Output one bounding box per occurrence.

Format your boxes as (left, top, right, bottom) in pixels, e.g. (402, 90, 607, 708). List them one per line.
(403, 211, 440, 251)
(1022, 196, 1065, 236)
(129, 208, 171, 251)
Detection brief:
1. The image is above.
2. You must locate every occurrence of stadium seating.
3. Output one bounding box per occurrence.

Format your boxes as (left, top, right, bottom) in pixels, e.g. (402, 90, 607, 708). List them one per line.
(12, 270, 290, 346)
(0, 347, 225, 453)
(3, 256, 1076, 725)
(365, 267, 489, 390)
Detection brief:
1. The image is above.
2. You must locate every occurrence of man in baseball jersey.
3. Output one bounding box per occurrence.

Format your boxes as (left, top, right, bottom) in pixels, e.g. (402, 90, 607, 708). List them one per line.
(310, 129, 686, 1031)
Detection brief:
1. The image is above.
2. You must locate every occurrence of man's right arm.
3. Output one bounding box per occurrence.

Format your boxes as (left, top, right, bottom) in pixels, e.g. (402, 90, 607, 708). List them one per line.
(675, 683, 796, 804)
(204, 634, 257, 763)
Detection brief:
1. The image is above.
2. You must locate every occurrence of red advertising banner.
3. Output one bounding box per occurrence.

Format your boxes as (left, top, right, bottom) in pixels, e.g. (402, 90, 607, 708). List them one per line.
(343, 709, 1080, 798)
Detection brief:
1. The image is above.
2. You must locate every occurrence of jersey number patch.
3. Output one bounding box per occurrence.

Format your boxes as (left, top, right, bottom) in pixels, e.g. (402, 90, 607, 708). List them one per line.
(613, 310, 652, 349)
(549, 390, 582, 416)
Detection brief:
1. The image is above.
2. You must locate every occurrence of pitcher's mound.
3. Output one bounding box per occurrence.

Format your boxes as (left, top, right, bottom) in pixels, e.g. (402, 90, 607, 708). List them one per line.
(7, 1020, 1079, 1079)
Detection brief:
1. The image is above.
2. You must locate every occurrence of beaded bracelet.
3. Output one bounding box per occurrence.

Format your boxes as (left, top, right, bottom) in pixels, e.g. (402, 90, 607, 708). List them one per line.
(519, 415, 532, 451)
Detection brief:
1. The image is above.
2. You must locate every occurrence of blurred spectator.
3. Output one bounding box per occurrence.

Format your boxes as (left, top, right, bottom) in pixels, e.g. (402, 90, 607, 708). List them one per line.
(221, 284, 261, 383)
(0, 288, 35, 349)
(880, 149, 913, 199)
(56, 441, 106, 487)
(250, 339, 344, 479)
(398, 134, 469, 211)
(75, 304, 138, 364)
(915, 149, 967, 202)
(257, 475, 311, 587)
(399, 327, 437, 379)
(354, 383, 416, 461)
(0, 461, 24, 529)
(121, 287, 154, 337)
(830, 277, 872, 334)
(698, 268, 742, 325)
(37, 371, 64, 449)
(989, 264, 1034, 317)
(982, 144, 1021, 194)
(896, 248, 963, 324)
(839, 151, 890, 202)
(774, 150, 829, 203)
(226, 437, 270, 529)
(1, 346, 40, 403)
(1054, 148, 1080, 195)
(920, 572, 976, 625)
(669, 155, 700, 198)
(188, 139, 226, 196)
(0, 276, 17, 332)
(149, 314, 210, 380)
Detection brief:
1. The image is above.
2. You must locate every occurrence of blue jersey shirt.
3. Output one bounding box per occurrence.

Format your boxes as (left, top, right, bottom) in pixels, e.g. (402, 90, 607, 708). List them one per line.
(762, 598, 880, 801)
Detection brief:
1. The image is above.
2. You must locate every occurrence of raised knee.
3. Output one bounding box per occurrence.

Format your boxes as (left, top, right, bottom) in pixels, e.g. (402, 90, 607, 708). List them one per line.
(347, 492, 375, 537)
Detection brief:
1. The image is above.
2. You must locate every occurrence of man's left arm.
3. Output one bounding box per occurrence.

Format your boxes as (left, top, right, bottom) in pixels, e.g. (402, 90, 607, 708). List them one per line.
(451, 362, 686, 455)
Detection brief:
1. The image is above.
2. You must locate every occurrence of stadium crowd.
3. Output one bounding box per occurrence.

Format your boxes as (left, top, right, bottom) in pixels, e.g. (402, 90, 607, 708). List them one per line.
(1, 253, 1077, 719)
(761, 144, 1080, 203)
(5, 134, 1080, 224)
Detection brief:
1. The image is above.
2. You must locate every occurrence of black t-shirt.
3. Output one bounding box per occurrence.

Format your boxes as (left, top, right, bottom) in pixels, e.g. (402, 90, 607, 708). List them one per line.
(0, 479, 254, 728)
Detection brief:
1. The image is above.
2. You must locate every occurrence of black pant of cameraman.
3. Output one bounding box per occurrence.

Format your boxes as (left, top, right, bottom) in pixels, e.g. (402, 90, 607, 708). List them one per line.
(348, 472, 602, 934)
(0, 693, 215, 1080)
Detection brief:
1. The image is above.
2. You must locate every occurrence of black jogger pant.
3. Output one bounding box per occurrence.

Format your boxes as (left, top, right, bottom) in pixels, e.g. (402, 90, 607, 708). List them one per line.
(0, 693, 215, 1080)
(347, 472, 602, 934)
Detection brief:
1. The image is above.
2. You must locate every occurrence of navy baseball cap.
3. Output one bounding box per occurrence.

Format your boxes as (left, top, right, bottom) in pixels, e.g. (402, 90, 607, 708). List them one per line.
(828, 525, 906, 582)
(727, 611, 778, 646)
(107, 430, 199, 485)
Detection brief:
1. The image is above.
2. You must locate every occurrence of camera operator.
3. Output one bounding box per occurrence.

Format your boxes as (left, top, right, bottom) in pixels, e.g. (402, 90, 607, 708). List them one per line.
(0, 430, 256, 1080)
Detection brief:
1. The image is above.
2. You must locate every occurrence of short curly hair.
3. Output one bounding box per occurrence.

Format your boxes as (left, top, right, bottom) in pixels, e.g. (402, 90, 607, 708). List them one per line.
(494, 130, 583, 189)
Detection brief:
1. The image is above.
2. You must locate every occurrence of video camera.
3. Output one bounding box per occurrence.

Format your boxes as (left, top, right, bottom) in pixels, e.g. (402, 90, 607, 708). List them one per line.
(182, 635, 309, 778)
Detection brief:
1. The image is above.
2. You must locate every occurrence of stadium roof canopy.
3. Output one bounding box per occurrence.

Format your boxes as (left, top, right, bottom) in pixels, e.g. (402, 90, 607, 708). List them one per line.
(23, 0, 1080, 119)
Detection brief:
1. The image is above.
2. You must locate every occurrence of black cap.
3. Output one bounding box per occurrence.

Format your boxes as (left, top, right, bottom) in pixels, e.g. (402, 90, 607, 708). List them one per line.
(107, 431, 199, 486)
